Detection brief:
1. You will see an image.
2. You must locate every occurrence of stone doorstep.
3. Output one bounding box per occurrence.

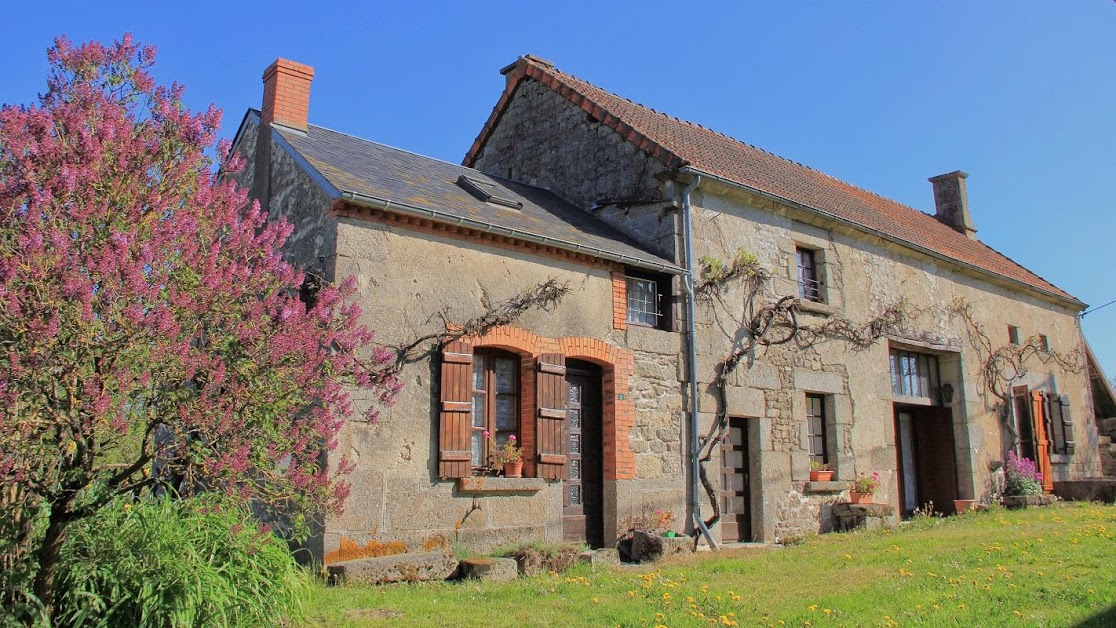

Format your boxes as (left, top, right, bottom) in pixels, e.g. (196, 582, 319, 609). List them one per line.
(327, 550, 457, 585)
(579, 548, 621, 568)
(461, 556, 519, 582)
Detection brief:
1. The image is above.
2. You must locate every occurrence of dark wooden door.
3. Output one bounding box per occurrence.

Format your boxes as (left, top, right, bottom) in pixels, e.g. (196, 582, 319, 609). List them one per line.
(911, 406, 959, 514)
(563, 364, 603, 547)
(719, 418, 751, 542)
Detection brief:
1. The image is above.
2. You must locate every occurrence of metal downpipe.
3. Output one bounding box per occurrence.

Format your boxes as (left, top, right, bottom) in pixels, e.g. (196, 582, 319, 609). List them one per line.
(680, 174, 716, 548)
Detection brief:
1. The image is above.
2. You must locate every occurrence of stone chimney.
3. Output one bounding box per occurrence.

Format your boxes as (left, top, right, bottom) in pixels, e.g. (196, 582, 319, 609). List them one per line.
(261, 58, 314, 131)
(928, 170, 977, 240)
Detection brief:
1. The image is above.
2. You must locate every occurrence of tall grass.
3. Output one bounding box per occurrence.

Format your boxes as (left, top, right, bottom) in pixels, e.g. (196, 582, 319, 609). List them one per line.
(302, 502, 1116, 627)
(55, 494, 310, 627)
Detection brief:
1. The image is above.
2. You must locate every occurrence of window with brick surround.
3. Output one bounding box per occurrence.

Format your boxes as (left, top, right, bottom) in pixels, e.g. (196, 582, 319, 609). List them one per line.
(625, 268, 672, 330)
(471, 350, 520, 469)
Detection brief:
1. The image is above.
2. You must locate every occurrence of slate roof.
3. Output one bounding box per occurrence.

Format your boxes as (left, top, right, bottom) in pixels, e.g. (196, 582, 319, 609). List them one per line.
(466, 56, 1080, 305)
(271, 121, 681, 273)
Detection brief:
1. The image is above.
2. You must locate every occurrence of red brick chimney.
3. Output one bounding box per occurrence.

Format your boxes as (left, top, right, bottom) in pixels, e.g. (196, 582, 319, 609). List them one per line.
(261, 58, 314, 131)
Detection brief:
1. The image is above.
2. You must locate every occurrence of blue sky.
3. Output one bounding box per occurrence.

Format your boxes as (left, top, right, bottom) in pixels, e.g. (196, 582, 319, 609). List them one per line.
(2, 1, 1113, 378)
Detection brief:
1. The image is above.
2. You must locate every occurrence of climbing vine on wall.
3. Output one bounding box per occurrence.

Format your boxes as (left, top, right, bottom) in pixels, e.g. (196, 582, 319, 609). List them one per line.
(947, 296, 1080, 431)
(692, 250, 916, 541)
(385, 278, 570, 377)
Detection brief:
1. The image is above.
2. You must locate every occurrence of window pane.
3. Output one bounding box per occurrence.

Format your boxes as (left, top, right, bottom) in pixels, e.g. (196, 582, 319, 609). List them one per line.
(569, 459, 581, 480)
(569, 484, 581, 505)
(495, 395, 516, 430)
(472, 359, 485, 391)
(568, 408, 581, 429)
(495, 358, 516, 393)
(568, 382, 581, 405)
(471, 431, 484, 466)
(626, 277, 658, 326)
(890, 352, 901, 395)
(472, 394, 485, 428)
(569, 433, 582, 454)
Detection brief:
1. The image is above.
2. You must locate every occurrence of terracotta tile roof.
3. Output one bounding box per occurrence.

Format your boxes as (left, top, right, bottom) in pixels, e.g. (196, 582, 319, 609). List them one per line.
(465, 56, 1080, 305)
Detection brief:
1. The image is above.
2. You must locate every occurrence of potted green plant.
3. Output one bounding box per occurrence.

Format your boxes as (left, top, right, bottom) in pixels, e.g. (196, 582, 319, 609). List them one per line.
(849, 470, 880, 504)
(809, 461, 833, 482)
(486, 431, 524, 477)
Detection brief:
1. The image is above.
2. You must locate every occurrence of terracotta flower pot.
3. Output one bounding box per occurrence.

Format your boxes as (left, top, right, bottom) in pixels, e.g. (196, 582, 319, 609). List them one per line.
(503, 461, 523, 478)
(810, 470, 834, 482)
(953, 499, 977, 513)
(849, 491, 873, 504)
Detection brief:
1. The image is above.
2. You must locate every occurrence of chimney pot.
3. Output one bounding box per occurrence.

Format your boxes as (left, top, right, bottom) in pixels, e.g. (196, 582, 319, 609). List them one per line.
(261, 58, 314, 131)
(928, 170, 977, 240)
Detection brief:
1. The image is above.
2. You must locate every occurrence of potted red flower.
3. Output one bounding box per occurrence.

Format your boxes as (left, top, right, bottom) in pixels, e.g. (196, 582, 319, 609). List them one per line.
(486, 431, 524, 477)
(849, 471, 880, 504)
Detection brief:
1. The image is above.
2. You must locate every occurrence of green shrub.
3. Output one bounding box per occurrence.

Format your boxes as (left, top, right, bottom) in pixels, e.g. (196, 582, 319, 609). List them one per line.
(55, 494, 309, 627)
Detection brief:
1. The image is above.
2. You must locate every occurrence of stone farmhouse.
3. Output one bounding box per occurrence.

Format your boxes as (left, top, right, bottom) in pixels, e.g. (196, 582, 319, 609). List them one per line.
(229, 55, 1112, 559)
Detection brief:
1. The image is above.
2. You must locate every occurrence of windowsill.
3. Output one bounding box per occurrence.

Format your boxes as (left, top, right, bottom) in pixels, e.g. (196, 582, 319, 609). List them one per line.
(455, 477, 547, 495)
(1050, 454, 1071, 465)
(804, 481, 847, 494)
(794, 298, 836, 317)
(626, 320, 670, 332)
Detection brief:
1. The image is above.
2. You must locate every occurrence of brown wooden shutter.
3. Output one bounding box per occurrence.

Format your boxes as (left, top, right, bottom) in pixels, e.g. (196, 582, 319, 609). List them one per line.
(439, 339, 474, 479)
(1057, 394, 1074, 455)
(535, 353, 568, 480)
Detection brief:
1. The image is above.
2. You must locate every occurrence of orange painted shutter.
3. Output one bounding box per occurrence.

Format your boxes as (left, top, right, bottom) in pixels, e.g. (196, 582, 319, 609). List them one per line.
(1030, 391, 1054, 493)
(439, 339, 474, 479)
(535, 353, 568, 480)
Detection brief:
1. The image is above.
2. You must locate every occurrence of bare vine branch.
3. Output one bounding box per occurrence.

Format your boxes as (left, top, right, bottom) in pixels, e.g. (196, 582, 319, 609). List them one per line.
(692, 250, 917, 541)
(384, 278, 570, 377)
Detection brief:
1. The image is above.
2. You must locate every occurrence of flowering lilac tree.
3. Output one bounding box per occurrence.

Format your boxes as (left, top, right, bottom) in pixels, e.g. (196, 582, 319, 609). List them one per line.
(0, 36, 398, 611)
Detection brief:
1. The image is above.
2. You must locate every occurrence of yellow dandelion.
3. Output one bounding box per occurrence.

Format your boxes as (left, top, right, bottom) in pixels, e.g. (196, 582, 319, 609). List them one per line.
(823, 609, 832, 615)
(808, 604, 818, 612)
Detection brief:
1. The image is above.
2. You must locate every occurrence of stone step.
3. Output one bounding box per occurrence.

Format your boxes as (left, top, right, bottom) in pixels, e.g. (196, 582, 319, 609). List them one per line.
(327, 550, 457, 585)
(461, 557, 518, 582)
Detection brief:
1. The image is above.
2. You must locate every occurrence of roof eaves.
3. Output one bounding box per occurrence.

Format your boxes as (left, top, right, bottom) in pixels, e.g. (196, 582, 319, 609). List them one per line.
(336, 189, 684, 276)
(680, 166, 1085, 310)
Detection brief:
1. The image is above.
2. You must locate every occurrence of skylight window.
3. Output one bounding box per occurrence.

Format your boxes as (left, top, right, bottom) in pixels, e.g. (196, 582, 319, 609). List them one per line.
(457, 175, 523, 210)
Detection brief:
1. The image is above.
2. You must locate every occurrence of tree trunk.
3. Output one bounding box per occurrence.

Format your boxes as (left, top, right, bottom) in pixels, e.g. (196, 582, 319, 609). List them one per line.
(32, 513, 69, 619)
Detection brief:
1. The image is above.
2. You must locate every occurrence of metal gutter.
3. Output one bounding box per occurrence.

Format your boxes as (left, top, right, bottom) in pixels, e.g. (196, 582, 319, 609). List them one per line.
(336, 190, 685, 276)
(679, 175, 716, 549)
(678, 166, 1086, 311)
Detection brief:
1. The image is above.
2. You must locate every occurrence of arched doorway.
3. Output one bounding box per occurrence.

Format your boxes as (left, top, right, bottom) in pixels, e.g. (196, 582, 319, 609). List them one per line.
(564, 359, 603, 547)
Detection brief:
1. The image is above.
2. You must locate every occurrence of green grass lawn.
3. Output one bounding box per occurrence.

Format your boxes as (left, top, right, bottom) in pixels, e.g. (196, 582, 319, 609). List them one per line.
(300, 502, 1116, 627)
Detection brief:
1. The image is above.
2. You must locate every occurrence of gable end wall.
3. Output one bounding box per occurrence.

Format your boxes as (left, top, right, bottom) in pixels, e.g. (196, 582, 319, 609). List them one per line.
(471, 79, 679, 261)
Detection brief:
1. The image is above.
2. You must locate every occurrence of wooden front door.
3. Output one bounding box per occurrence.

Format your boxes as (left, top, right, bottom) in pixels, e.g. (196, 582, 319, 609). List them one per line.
(563, 363, 603, 547)
(719, 418, 751, 542)
(895, 406, 959, 515)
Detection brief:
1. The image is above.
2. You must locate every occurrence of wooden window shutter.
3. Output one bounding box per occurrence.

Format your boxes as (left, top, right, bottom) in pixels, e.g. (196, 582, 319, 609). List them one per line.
(438, 339, 474, 479)
(1057, 394, 1074, 455)
(535, 353, 568, 480)
(1029, 390, 1054, 493)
